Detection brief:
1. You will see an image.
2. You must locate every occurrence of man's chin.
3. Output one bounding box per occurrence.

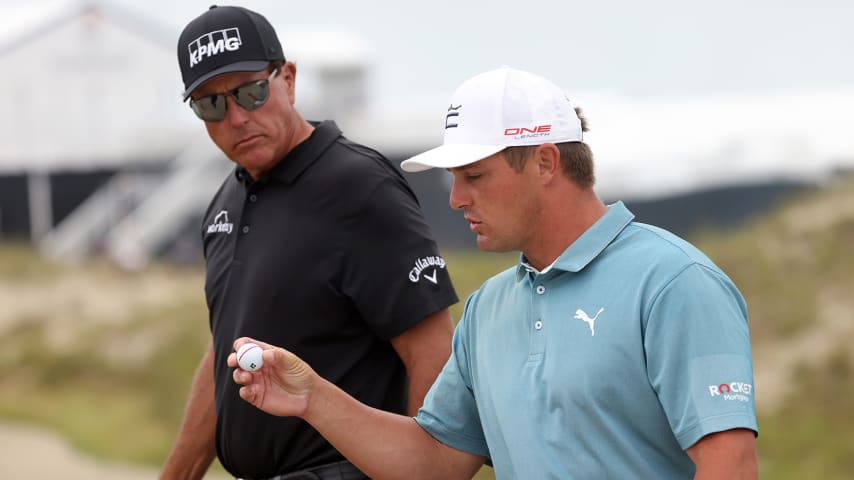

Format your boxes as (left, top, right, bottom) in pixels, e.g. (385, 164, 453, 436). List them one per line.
(233, 156, 276, 177)
(475, 237, 510, 253)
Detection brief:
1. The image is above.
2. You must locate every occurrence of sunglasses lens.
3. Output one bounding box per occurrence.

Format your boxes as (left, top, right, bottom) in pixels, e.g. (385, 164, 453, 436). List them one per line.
(189, 70, 275, 122)
(233, 81, 270, 112)
(190, 95, 227, 121)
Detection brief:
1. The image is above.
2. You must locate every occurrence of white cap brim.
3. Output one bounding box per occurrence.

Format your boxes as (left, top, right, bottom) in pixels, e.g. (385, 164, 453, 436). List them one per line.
(400, 144, 507, 172)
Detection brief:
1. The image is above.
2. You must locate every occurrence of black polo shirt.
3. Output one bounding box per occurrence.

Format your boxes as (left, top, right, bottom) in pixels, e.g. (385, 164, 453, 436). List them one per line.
(201, 121, 458, 478)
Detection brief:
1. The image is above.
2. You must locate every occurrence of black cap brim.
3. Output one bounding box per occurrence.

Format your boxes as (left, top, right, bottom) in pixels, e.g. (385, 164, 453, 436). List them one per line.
(181, 60, 271, 101)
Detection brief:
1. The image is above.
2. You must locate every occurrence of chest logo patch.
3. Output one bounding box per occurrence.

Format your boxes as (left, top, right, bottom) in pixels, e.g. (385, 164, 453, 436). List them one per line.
(574, 307, 604, 336)
(206, 210, 234, 235)
(409, 256, 446, 284)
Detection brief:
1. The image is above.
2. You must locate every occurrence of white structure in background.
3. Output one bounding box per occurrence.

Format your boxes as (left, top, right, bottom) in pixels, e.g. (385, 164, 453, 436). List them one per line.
(0, 0, 199, 261)
(0, 1, 405, 268)
(0, 1, 194, 172)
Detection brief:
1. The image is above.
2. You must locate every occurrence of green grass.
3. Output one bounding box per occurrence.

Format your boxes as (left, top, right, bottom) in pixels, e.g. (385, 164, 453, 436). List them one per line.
(757, 347, 854, 479)
(0, 294, 210, 465)
(0, 240, 64, 278)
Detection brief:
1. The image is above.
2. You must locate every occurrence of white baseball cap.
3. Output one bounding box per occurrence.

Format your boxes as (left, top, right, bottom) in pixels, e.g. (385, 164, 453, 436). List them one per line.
(401, 66, 583, 173)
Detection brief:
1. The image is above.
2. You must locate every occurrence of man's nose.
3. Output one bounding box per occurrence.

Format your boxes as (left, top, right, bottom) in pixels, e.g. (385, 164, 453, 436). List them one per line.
(224, 95, 250, 126)
(448, 178, 469, 210)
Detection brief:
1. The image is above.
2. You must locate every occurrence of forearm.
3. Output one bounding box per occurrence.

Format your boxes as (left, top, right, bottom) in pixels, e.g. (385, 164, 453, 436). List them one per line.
(305, 377, 463, 480)
(694, 457, 758, 480)
(405, 349, 448, 416)
(161, 344, 218, 480)
(689, 429, 758, 480)
(406, 370, 434, 417)
(392, 309, 454, 416)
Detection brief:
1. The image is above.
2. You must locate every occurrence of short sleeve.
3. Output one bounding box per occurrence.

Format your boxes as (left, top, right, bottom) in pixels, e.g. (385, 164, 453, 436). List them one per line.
(415, 297, 490, 458)
(341, 177, 458, 339)
(644, 263, 758, 449)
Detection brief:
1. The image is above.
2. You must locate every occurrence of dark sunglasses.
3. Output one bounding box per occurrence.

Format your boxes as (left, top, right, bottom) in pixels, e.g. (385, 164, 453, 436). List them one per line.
(190, 68, 279, 122)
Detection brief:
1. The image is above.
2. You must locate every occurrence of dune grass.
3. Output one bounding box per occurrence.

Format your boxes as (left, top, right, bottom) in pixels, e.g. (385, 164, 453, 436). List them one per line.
(757, 347, 854, 479)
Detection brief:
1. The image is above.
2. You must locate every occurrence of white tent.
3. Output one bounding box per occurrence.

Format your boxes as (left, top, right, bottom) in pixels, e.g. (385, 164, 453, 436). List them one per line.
(0, 0, 197, 172)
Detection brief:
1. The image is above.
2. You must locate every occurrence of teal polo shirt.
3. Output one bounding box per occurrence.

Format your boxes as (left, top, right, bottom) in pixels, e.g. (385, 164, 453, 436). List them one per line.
(415, 202, 757, 479)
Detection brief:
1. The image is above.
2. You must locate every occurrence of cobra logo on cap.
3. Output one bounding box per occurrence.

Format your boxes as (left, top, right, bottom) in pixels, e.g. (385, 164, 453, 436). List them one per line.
(445, 104, 462, 129)
(188, 28, 243, 68)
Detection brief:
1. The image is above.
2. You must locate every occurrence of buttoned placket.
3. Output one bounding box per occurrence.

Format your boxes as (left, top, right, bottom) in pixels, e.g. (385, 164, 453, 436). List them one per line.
(528, 276, 548, 361)
(241, 188, 259, 236)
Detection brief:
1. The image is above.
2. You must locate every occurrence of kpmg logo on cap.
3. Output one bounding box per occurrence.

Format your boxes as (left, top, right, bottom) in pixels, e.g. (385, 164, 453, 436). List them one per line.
(188, 28, 242, 68)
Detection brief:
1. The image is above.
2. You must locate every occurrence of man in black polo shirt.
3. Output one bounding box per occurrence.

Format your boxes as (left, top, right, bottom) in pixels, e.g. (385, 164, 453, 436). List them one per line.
(161, 6, 458, 480)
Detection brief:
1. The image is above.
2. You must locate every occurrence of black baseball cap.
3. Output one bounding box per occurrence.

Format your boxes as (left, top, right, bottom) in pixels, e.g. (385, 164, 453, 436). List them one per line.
(177, 5, 285, 100)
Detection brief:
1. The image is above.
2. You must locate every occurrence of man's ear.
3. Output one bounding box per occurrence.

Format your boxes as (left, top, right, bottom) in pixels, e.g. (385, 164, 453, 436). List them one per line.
(282, 61, 298, 103)
(534, 143, 561, 183)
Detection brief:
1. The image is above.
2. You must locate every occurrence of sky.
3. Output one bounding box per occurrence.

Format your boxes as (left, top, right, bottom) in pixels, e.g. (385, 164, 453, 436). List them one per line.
(3, 0, 853, 104)
(27, 0, 854, 103)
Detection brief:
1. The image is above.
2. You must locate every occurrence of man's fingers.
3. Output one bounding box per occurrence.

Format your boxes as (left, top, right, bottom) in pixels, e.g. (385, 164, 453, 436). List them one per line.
(239, 385, 258, 404)
(261, 347, 284, 367)
(233, 367, 253, 385)
(229, 340, 285, 375)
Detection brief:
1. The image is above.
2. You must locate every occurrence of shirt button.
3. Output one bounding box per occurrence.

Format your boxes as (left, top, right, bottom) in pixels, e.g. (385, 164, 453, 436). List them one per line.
(534, 320, 543, 330)
(242, 226, 250, 234)
(535, 285, 546, 294)
(249, 194, 258, 202)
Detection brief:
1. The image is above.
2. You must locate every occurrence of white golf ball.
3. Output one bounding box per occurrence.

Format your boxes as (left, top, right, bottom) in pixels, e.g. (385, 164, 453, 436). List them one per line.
(237, 343, 264, 372)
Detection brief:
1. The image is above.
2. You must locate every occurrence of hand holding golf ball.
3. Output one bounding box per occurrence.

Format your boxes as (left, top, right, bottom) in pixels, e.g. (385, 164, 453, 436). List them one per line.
(236, 342, 264, 371)
(231, 337, 322, 417)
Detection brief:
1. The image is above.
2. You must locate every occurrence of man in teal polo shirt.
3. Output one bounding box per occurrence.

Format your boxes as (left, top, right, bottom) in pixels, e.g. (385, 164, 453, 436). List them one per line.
(227, 67, 759, 479)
